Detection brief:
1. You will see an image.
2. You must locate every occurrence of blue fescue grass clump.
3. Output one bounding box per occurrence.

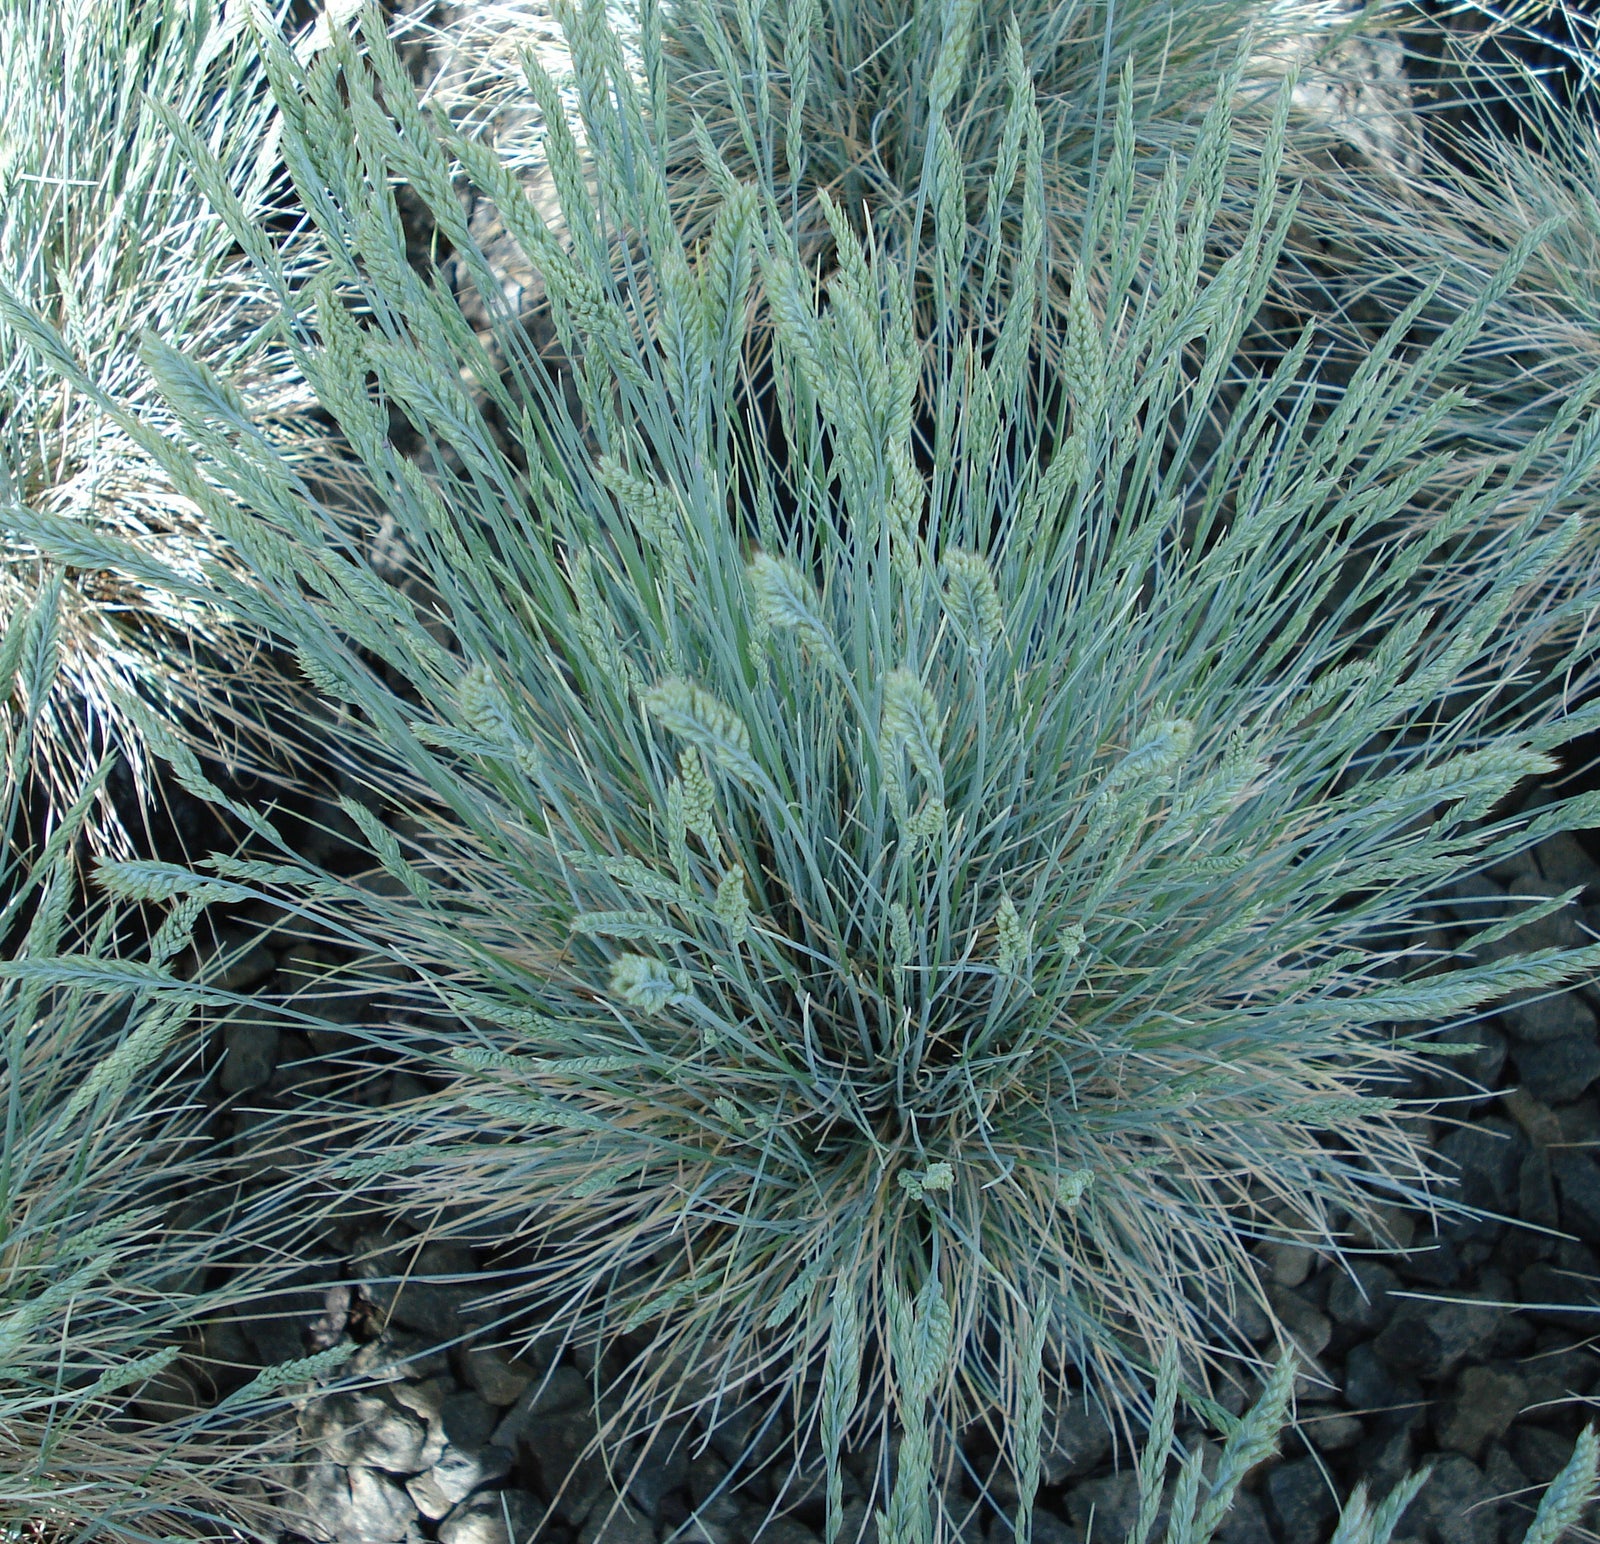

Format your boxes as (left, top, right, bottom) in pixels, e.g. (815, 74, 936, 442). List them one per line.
(0, 581, 352, 1542)
(9, 1, 1600, 1537)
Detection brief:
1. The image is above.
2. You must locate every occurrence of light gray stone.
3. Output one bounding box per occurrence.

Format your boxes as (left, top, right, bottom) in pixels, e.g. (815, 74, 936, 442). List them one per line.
(418, 1441, 514, 1512)
(390, 1375, 456, 1426)
(306, 1390, 429, 1474)
(349, 1329, 454, 1383)
(298, 1461, 420, 1543)
(408, 1468, 460, 1522)
(437, 1489, 543, 1544)
(1258, 1240, 1316, 1287)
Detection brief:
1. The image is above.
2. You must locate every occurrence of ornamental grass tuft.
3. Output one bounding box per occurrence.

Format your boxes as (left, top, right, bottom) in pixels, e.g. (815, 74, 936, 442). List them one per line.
(0, 580, 350, 1543)
(10, 3, 1600, 1538)
(0, 0, 377, 854)
(1244, 77, 1600, 638)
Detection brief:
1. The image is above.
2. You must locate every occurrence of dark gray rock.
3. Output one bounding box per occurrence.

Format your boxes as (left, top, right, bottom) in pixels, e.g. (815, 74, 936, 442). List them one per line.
(831, 1502, 879, 1544)
(523, 1401, 611, 1526)
(1444, 874, 1509, 924)
(440, 1390, 499, 1450)
(1266, 1283, 1333, 1362)
(1397, 1231, 1471, 1288)
(351, 1232, 485, 1337)
(1530, 831, 1597, 891)
(1435, 1366, 1528, 1459)
(239, 1274, 347, 1368)
(1043, 1397, 1114, 1484)
(1517, 1345, 1598, 1407)
(1302, 1406, 1363, 1452)
(1501, 991, 1598, 1045)
(984, 1508, 1079, 1544)
(1353, 1417, 1417, 1500)
(1373, 1295, 1506, 1380)
(1063, 1470, 1144, 1542)
(1511, 1424, 1584, 1488)
(1511, 1033, 1600, 1104)
(1407, 1455, 1498, 1544)
(218, 1010, 281, 1094)
(1519, 1148, 1562, 1232)
(1263, 1458, 1338, 1543)
(1328, 1261, 1400, 1333)
(1552, 1151, 1600, 1237)
(185, 928, 277, 992)
(1344, 1340, 1419, 1415)
(278, 943, 373, 1048)
(1211, 1489, 1272, 1544)
(1424, 1020, 1508, 1104)
(625, 1425, 691, 1518)
(942, 1496, 989, 1544)
(677, 1492, 743, 1544)
(1483, 1441, 1532, 1518)
(1436, 1120, 1524, 1216)
(1518, 1262, 1600, 1329)
(1506, 876, 1590, 951)
(1232, 1290, 1274, 1346)
(577, 1497, 654, 1544)
(462, 1345, 537, 1407)
(707, 1399, 788, 1473)
(297, 1461, 420, 1543)
(493, 1365, 592, 1449)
